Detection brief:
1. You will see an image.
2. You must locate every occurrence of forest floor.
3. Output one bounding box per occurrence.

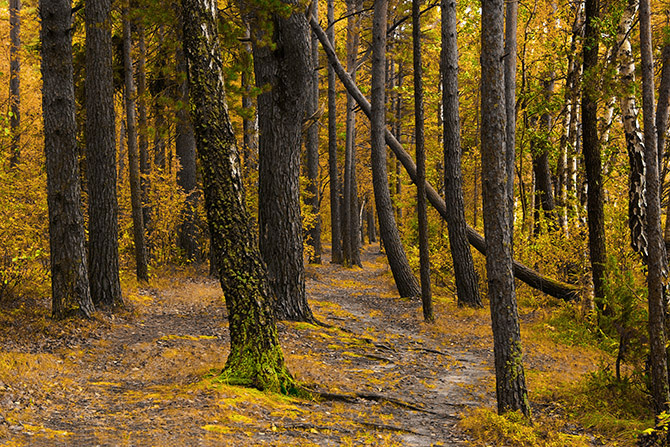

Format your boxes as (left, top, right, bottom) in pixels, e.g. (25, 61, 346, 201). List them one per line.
(0, 245, 624, 446)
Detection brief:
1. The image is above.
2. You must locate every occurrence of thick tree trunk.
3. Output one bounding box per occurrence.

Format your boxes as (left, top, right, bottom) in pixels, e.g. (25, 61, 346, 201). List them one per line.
(181, 0, 294, 393)
(122, 6, 149, 282)
(441, 0, 482, 309)
(370, 0, 420, 299)
(305, 0, 322, 264)
(40, 0, 95, 319)
(85, 0, 123, 310)
(413, 0, 433, 322)
(252, 0, 314, 322)
(582, 0, 607, 310)
(481, 0, 530, 417)
(326, 0, 342, 264)
(640, 0, 670, 415)
(9, 0, 21, 168)
(310, 16, 580, 302)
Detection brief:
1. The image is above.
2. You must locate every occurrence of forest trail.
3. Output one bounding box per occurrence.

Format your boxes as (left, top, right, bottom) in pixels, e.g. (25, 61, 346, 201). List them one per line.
(1, 245, 500, 446)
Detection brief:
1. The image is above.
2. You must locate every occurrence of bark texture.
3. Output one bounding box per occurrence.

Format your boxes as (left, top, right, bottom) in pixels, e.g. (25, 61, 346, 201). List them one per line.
(85, 0, 123, 310)
(181, 0, 295, 393)
(441, 0, 482, 308)
(40, 0, 94, 319)
(504, 0, 517, 209)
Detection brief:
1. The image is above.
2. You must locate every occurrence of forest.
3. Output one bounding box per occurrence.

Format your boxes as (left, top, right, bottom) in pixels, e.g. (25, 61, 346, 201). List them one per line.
(1, 0, 670, 445)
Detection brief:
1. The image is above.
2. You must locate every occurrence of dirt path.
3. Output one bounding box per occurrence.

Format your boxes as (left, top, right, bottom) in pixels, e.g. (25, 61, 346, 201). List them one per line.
(1, 245, 493, 446)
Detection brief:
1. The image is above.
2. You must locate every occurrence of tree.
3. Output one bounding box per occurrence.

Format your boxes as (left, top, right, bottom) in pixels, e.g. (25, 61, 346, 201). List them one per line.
(370, 0, 420, 299)
(503, 0, 517, 205)
(639, 0, 670, 415)
(582, 0, 607, 311)
(250, 0, 315, 322)
(481, 0, 530, 416)
(181, 0, 295, 393)
(40, 0, 95, 319)
(9, 0, 21, 168)
(85, 0, 123, 310)
(413, 0, 432, 322)
(122, 4, 149, 282)
(441, 0, 482, 309)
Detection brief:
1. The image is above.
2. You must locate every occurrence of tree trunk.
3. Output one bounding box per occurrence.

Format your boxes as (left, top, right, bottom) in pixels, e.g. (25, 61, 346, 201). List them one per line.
(85, 0, 123, 310)
(9, 0, 21, 168)
(40, 0, 95, 319)
(370, 0, 420, 299)
(582, 0, 607, 310)
(241, 24, 258, 176)
(326, 0, 342, 265)
(367, 199, 377, 243)
(137, 22, 151, 230)
(252, 0, 314, 322)
(441, 0, 482, 308)
(657, 41, 670, 180)
(181, 0, 295, 393)
(413, 0, 433, 322)
(310, 16, 580, 302)
(504, 0, 517, 212)
(305, 0, 322, 265)
(640, 0, 670, 415)
(123, 5, 148, 282)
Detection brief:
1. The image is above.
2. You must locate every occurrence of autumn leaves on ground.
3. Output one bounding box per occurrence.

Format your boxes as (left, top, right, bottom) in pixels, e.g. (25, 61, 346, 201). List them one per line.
(0, 245, 643, 447)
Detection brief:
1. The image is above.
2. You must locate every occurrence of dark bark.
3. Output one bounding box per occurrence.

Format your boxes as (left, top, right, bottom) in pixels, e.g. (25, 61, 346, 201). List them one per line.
(504, 0, 517, 210)
(481, 0, 530, 417)
(310, 16, 580, 302)
(658, 43, 670, 181)
(175, 35, 200, 262)
(137, 22, 151, 230)
(582, 0, 607, 309)
(85, 0, 123, 310)
(305, 0, 322, 264)
(413, 0, 433, 322)
(9, 0, 21, 168)
(441, 0, 482, 308)
(371, 0, 420, 298)
(181, 0, 295, 393)
(151, 28, 168, 171)
(252, 0, 314, 322)
(366, 200, 377, 243)
(640, 0, 670, 415)
(327, 0, 343, 264)
(40, 0, 95, 319)
(123, 6, 149, 282)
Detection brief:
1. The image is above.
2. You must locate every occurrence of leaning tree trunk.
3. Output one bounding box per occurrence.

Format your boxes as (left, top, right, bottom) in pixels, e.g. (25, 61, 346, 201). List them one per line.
(441, 0, 482, 308)
(481, 0, 530, 417)
(370, 0, 420, 299)
(582, 0, 607, 311)
(181, 0, 296, 394)
(252, 0, 314, 322)
(310, 16, 580, 302)
(85, 0, 123, 310)
(40, 0, 95, 319)
(9, 0, 21, 168)
(639, 0, 670, 416)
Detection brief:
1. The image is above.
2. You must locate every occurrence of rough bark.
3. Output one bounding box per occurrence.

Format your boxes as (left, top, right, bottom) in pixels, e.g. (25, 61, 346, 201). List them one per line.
(582, 0, 607, 309)
(123, 6, 149, 282)
(85, 0, 123, 310)
(504, 0, 517, 211)
(9, 0, 21, 168)
(658, 43, 670, 180)
(441, 0, 482, 309)
(40, 0, 95, 319)
(640, 0, 670, 415)
(181, 0, 295, 393)
(305, 0, 322, 264)
(481, 0, 530, 417)
(326, 0, 342, 264)
(252, 0, 314, 322)
(310, 16, 580, 302)
(371, 0, 420, 298)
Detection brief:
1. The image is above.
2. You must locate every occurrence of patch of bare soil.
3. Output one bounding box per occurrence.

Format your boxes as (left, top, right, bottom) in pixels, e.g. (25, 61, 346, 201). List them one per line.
(0, 245, 496, 446)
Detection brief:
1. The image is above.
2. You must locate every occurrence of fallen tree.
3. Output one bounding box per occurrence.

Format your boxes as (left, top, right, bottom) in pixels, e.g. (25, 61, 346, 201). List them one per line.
(310, 15, 580, 302)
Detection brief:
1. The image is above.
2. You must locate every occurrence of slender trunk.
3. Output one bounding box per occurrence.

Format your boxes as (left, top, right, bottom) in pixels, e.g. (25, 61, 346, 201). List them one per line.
(658, 41, 670, 181)
(640, 0, 670, 415)
(241, 25, 258, 176)
(151, 27, 168, 171)
(9, 0, 21, 168)
(370, 0, 420, 298)
(123, 6, 148, 282)
(441, 0, 482, 309)
(504, 0, 517, 215)
(367, 199, 377, 243)
(86, 0, 123, 310)
(137, 21, 151, 230)
(40, 0, 94, 318)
